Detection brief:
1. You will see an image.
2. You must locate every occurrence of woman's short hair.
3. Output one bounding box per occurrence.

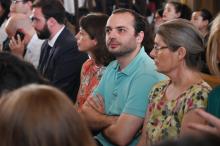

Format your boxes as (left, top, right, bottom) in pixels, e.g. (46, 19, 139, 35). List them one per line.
(156, 19, 204, 70)
(0, 84, 95, 146)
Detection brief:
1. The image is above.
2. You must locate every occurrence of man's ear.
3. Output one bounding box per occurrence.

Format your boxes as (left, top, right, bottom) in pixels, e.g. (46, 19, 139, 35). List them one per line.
(136, 31, 144, 43)
(47, 17, 57, 27)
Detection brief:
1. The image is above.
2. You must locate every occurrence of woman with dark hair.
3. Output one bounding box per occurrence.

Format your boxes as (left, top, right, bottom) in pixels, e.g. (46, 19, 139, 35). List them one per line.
(75, 13, 115, 111)
(137, 19, 211, 146)
(162, 1, 192, 22)
(0, 0, 11, 46)
(0, 84, 96, 146)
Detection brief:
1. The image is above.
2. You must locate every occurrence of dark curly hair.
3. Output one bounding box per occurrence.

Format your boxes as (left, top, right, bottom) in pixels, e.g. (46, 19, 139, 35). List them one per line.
(0, 52, 48, 95)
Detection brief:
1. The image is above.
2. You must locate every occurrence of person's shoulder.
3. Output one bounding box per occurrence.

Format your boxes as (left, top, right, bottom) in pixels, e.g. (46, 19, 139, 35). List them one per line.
(185, 81, 211, 102)
(153, 80, 169, 88)
(137, 57, 166, 80)
(147, 80, 169, 94)
(82, 59, 94, 69)
(58, 27, 76, 43)
(193, 81, 212, 92)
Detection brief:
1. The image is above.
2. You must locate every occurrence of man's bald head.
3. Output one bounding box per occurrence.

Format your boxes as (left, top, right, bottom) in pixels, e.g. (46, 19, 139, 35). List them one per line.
(5, 13, 34, 38)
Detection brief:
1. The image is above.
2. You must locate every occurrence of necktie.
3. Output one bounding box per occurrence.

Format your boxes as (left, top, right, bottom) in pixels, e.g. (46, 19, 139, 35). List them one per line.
(39, 43, 52, 76)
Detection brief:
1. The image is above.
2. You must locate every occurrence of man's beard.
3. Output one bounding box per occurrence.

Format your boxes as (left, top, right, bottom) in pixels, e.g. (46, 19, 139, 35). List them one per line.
(36, 23, 51, 39)
(109, 48, 134, 57)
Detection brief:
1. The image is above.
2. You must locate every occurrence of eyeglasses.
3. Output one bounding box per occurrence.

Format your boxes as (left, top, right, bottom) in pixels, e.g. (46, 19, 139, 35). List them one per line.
(12, 0, 23, 4)
(153, 44, 169, 51)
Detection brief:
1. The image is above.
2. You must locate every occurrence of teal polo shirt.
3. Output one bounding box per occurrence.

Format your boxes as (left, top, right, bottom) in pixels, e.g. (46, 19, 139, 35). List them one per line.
(94, 47, 165, 146)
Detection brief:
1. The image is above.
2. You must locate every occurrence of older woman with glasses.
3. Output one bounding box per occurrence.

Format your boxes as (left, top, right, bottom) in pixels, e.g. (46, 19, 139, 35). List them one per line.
(137, 19, 211, 146)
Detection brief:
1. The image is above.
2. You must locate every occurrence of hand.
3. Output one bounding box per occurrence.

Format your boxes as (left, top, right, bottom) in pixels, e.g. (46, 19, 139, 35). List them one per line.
(9, 35, 25, 58)
(188, 109, 220, 137)
(87, 94, 105, 114)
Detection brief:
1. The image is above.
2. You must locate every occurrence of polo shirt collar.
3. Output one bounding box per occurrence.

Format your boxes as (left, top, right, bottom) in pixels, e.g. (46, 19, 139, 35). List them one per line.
(113, 47, 145, 75)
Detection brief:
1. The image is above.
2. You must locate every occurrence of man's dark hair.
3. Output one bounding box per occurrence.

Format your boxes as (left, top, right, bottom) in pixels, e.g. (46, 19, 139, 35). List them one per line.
(112, 8, 146, 35)
(32, 0, 65, 24)
(0, 52, 48, 96)
(200, 9, 213, 23)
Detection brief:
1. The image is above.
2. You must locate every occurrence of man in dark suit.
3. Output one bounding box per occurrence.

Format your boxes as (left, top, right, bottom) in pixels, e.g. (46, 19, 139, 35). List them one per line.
(31, 0, 88, 101)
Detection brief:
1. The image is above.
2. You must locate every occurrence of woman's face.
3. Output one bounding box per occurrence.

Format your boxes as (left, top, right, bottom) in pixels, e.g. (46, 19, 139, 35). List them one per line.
(150, 34, 180, 74)
(163, 3, 180, 22)
(75, 28, 97, 53)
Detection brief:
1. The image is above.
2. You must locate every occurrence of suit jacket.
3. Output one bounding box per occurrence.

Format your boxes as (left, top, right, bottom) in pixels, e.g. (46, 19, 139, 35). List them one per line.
(38, 27, 88, 101)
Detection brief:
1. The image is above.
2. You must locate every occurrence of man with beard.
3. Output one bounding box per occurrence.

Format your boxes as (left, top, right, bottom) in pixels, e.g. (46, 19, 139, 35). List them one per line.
(31, 0, 88, 101)
(81, 8, 165, 146)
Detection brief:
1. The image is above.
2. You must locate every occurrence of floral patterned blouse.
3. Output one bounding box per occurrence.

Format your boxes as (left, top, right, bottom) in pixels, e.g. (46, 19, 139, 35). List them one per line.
(75, 59, 106, 111)
(145, 80, 211, 145)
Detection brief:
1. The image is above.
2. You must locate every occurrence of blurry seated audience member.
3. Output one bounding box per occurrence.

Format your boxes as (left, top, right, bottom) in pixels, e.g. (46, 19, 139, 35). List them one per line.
(191, 9, 213, 42)
(75, 13, 115, 111)
(5, 13, 43, 68)
(137, 19, 211, 146)
(191, 9, 213, 74)
(32, 0, 88, 100)
(0, 52, 47, 96)
(5, 0, 36, 53)
(162, 1, 192, 22)
(0, 84, 96, 146)
(153, 133, 220, 146)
